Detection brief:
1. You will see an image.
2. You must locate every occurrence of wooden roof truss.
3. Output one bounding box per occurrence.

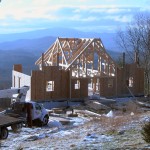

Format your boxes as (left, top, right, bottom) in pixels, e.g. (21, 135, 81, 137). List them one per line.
(35, 38, 117, 78)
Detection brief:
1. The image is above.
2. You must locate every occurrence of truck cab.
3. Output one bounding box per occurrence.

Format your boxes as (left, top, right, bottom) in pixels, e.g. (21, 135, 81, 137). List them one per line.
(6, 101, 49, 126)
(31, 101, 49, 125)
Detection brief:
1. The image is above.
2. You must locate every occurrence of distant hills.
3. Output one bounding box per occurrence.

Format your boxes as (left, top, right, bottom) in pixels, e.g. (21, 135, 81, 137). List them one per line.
(0, 27, 123, 89)
(0, 27, 120, 51)
(0, 36, 56, 53)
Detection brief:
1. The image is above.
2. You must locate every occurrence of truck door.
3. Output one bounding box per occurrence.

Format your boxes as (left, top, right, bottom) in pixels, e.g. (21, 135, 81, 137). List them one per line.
(33, 103, 42, 120)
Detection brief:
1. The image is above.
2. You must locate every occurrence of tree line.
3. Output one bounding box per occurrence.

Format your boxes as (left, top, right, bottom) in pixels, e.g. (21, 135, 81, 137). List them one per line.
(116, 13, 150, 96)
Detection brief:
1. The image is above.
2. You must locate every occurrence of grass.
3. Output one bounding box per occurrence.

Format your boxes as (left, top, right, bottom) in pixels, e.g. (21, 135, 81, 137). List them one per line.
(141, 121, 150, 143)
(87, 109, 140, 136)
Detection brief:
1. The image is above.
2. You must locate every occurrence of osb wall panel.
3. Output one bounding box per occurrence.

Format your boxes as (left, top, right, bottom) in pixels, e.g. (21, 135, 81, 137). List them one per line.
(100, 77, 116, 97)
(71, 79, 80, 98)
(124, 64, 144, 96)
(31, 66, 70, 101)
(133, 68, 144, 95)
(80, 78, 88, 98)
(71, 78, 88, 99)
(37, 71, 45, 100)
(116, 64, 144, 97)
(31, 71, 36, 100)
(116, 68, 125, 96)
(139, 68, 144, 94)
(31, 70, 45, 100)
(61, 70, 69, 98)
(92, 78, 97, 93)
(44, 66, 54, 99)
(52, 67, 61, 99)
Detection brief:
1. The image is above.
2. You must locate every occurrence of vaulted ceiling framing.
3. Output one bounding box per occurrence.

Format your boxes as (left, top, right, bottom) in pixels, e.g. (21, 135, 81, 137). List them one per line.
(35, 37, 117, 78)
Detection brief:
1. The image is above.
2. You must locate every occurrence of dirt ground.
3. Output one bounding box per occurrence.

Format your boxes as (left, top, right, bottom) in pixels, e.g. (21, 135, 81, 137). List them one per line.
(1, 110, 150, 150)
(1, 98, 150, 150)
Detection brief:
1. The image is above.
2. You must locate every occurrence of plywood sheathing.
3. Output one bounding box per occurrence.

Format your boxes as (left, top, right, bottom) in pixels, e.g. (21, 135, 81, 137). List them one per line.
(116, 63, 144, 97)
(71, 78, 88, 99)
(31, 65, 87, 101)
(31, 70, 45, 100)
(61, 69, 70, 98)
(99, 77, 116, 97)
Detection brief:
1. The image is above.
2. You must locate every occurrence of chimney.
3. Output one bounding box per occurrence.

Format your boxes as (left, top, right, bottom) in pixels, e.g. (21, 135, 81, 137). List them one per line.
(13, 64, 22, 73)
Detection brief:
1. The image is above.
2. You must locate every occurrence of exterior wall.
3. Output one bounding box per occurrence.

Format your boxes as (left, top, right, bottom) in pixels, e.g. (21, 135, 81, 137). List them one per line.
(99, 63, 144, 98)
(12, 70, 31, 100)
(71, 78, 88, 99)
(12, 63, 144, 100)
(31, 66, 88, 101)
(100, 77, 116, 97)
(116, 63, 144, 97)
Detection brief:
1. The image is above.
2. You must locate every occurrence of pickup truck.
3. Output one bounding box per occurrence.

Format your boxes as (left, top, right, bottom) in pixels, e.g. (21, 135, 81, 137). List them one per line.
(6, 101, 49, 126)
(0, 86, 49, 139)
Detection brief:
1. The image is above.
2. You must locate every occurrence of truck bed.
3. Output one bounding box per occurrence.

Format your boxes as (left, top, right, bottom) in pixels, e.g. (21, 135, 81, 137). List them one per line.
(0, 114, 24, 128)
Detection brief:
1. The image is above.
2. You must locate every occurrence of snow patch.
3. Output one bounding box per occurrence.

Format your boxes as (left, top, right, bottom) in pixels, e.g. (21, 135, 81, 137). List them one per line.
(84, 133, 112, 143)
(53, 130, 75, 137)
(48, 120, 63, 129)
(70, 117, 87, 126)
(106, 110, 114, 118)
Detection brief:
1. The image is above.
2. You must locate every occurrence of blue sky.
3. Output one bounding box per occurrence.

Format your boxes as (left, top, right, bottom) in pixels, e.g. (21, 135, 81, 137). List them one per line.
(0, 0, 150, 34)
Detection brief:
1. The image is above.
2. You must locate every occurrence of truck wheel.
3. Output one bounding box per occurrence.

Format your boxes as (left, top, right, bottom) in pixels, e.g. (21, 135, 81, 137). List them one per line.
(11, 123, 22, 132)
(43, 116, 49, 125)
(1, 127, 8, 139)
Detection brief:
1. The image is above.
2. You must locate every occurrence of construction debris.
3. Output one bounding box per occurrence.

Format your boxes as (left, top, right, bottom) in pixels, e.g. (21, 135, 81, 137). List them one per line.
(85, 100, 111, 112)
(75, 110, 102, 117)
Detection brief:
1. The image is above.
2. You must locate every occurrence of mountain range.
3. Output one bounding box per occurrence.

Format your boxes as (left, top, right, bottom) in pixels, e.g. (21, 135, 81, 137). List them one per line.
(0, 27, 123, 89)
(0, 27, 121, 51)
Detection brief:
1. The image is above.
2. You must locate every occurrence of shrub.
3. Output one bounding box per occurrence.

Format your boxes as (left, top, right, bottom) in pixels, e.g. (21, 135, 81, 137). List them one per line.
(141, 122, 150, 143)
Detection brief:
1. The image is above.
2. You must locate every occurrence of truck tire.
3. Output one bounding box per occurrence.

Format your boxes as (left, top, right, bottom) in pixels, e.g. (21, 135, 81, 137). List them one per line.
(11, 123, 22, 132)
(43, 115, 49, 125)
(0, 127, 8, 139)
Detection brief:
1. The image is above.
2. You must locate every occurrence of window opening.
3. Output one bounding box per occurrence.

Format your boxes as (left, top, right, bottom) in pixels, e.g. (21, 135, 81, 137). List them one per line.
(75, 80, 80, 89)
(129, 77, 133, 87)
(46, 81, 54, 91)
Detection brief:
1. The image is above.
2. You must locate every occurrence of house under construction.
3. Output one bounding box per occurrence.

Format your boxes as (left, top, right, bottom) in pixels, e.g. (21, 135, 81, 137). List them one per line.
(12, 37, 144, 101)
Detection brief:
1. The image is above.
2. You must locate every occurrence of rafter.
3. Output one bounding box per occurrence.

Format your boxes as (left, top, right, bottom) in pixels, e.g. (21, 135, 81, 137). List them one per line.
(35, 37, 118, 78)
(57, 38, 68, 65)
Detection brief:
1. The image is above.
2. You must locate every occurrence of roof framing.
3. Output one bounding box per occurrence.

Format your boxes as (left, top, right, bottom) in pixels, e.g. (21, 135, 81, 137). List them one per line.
(35, 37, 118, 78)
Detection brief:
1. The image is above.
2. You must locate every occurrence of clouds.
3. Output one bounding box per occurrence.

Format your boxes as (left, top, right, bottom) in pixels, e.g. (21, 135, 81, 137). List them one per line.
(0, 0, 149, 33)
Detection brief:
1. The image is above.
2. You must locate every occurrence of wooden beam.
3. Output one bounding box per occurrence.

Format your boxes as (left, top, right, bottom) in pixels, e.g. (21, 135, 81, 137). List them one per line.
(57, 38, 68, 65)
(65, 39, 94, 70)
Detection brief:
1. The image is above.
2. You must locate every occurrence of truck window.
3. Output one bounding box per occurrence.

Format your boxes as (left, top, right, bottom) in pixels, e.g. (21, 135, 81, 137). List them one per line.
(35, 104, 41, 110)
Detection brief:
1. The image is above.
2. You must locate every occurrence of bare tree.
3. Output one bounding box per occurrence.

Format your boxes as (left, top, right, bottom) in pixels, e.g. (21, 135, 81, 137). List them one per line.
(116, 13, 150, 95)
